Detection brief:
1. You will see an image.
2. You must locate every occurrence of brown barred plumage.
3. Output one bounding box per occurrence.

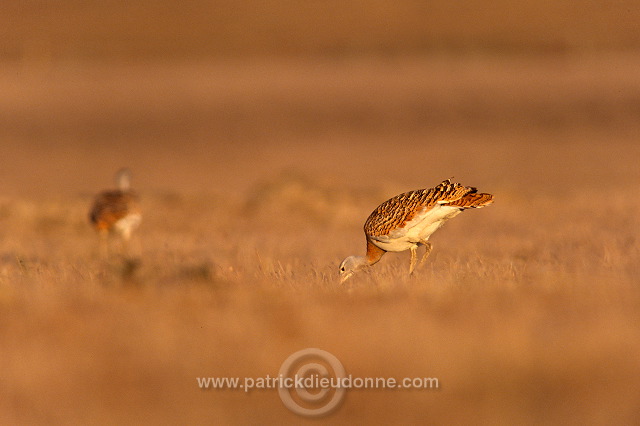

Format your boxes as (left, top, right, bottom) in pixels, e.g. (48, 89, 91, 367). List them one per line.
(90, 191, 141, 234)
(89, 168, 141, 242)
(364, 179, 491, 237)
(339, 179, 493, 282)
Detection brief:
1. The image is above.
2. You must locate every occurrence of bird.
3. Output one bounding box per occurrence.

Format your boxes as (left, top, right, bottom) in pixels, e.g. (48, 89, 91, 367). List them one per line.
(339, 179, 493, 282)
(89, 168, 141, 255)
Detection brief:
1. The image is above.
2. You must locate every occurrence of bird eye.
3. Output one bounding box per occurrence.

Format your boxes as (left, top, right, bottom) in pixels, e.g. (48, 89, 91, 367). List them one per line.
(340, 266, 345, 272)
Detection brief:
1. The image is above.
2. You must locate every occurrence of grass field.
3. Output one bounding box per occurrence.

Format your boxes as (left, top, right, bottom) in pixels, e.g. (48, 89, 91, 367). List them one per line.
(2, 2, 640, 423)
(1, 53, 639, 424)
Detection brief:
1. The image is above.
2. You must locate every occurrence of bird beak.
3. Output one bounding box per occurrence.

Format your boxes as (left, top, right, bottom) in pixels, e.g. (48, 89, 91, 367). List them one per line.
(339, 272, 354, 284)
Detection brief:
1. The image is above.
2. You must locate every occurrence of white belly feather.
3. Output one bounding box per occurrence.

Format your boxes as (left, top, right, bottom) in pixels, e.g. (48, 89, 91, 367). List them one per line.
(370, 205, 462, 252)
(114, 213, 142, 239)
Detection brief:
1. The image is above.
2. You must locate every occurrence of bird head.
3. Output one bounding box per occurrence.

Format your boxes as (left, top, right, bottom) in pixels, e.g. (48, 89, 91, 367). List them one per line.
(338, 256, 368, 283)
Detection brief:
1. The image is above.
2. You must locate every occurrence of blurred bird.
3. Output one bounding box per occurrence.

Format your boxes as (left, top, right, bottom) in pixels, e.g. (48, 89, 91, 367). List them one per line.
(89, 168, 141, 256)
(339, 179, 493, 282)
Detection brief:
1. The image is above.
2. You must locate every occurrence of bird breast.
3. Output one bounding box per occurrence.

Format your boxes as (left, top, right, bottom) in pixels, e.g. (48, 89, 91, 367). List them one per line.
(114, 213, 142, 235)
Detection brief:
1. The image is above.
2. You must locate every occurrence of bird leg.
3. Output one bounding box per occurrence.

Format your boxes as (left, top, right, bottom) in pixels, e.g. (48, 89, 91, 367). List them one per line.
(120, 230, 132, 258)
(418, 242, 433, 268)
(98, 229, 109, 259)
(409, 245, 418, 274)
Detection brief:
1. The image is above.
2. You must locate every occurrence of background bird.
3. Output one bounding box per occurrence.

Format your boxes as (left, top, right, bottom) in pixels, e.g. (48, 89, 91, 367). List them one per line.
(339, 179, 493, 282)
(89, 168, 142, 256)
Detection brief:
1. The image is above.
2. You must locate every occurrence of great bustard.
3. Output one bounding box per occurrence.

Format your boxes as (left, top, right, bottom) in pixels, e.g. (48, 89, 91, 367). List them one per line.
(339, 179, 493, 282)
(89, 168, 141, 251)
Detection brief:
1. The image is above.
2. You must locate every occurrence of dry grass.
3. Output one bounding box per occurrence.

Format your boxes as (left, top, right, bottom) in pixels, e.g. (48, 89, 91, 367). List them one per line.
(2, 165, 639, 424)
(1, 42, 640, 425)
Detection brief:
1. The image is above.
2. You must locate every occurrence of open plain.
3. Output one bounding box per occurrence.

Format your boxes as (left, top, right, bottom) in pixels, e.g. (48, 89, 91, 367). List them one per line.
(1, 2, 640, 424)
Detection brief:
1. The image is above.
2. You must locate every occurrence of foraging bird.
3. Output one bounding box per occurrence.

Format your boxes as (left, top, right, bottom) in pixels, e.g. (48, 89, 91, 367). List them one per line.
(89, 168, 141, 248)
(339, 179, 493, 282)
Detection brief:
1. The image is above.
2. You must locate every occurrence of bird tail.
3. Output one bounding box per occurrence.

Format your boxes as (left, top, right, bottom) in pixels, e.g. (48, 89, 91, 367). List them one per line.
(447, 191, 494, 208)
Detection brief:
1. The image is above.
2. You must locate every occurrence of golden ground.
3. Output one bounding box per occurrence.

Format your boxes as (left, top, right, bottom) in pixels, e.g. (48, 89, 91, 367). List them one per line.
(1, 52, 639, 424)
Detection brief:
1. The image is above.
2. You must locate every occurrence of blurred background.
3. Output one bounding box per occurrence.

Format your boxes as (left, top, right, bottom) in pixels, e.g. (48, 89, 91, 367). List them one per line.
(2, 2, 640, 424)
(1, 0, 639, 198)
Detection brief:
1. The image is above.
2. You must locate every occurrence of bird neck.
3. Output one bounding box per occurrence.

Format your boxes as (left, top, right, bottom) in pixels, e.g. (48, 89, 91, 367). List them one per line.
(116, 169, 131, 191)
(366, 239, 386, 265)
